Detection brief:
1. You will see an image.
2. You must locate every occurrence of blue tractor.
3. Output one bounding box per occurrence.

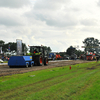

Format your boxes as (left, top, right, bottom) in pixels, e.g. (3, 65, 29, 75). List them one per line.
(48, 53, 56, 60)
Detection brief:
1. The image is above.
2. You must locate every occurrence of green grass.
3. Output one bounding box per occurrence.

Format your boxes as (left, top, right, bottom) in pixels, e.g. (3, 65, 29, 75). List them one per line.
(0, 61, 8, 63)
(3, 61, 8, 63)
(0, 61, 100, 100)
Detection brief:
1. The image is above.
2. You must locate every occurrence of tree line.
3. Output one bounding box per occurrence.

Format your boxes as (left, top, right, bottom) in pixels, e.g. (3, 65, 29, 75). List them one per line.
(83, 37, 100, 54)
(66, 46, 84, 57)
(65, 37, 100, 58)
(0, 37, 99, 57)
(0, 40, 27, 53)
(0, 40, 52, 54)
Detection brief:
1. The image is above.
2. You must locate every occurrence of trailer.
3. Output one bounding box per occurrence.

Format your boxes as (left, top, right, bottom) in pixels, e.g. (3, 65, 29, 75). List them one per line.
(8, 56, 34, 68)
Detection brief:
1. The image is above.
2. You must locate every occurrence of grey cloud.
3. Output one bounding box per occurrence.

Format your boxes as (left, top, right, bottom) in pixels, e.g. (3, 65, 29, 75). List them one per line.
(0, 16, 22, 26)
(97, 0, 100, 6)
(25, 0, 78, 27)
(71, 8, 80, 12)
(81, 19, 97, 26)
(34, 0, 70, 10)
(0, 0, 30, 8)
(33, 13, 77, 27)
(81, 27, 100, 33)
(25, 10, 78, 27)
(46, 18, 77, 27)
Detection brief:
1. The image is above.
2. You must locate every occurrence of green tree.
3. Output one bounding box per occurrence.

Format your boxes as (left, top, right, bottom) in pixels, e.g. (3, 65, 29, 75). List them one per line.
(43, 46, 52, 53)
(83, 37, 100, 54)
(75, 50, 85, 57)
(66, 46, 76, 56)
(0, 40, 28, 53)
(66, 46, 84, 57)
(0, 40, 5, 46)
(8, 42, 27, 53)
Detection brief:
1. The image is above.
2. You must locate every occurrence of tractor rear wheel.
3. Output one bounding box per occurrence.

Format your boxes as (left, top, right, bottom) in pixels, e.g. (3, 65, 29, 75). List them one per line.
(33, 55, 43, 66)
(38, 56, 43, 66)
(35, 56, 43, 66)
(44, 58, 48, 65)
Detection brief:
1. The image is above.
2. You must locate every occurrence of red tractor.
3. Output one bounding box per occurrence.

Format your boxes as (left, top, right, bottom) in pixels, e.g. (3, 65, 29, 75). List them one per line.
(55, 54, 62, 60)
(86, 52, 96, 60)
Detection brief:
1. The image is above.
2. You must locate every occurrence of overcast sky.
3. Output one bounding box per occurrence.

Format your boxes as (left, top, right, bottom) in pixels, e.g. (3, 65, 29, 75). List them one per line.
(0, 0, 100, 52)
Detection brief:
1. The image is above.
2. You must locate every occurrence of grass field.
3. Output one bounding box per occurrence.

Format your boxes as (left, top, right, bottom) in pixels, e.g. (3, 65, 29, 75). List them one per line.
(0, 61, 8, 63)
(0, 61, 100, 100)
(3, 61, 8, 63)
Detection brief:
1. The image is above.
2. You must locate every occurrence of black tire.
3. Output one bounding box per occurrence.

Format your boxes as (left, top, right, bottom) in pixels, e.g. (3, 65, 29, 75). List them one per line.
(33, 55, 43, 66)
(26, 63, 28, 68)
(35, 56, 43, 66)
(33, 56, 39, 66)
(44, 58, 48, 65)
(38, 56, 43, 66)
(9, 66, 13, 68)
(31, 63, 34, 67)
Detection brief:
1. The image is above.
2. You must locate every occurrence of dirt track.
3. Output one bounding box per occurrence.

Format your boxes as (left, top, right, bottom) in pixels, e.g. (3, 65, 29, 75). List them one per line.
(0, 60, 93, 76)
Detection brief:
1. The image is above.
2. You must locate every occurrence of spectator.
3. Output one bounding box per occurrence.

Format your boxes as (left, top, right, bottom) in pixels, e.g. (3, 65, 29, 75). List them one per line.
(96, 56, 99, 62)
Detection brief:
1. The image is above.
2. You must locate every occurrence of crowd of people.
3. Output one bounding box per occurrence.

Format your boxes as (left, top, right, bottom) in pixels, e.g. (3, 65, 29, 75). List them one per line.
(0, 54, 10, 61)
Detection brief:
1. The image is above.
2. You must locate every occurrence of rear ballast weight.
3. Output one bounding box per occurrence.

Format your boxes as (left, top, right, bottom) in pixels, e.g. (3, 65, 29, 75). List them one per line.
(8, 56, 34, 68)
